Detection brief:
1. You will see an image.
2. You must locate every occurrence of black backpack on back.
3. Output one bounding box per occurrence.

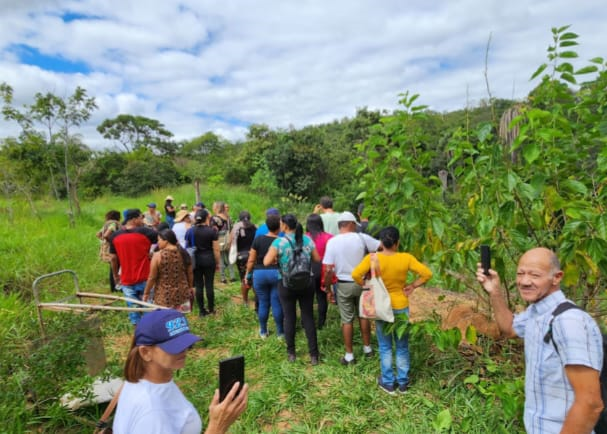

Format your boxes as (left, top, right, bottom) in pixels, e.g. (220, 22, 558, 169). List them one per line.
(282, 237, 312, 292)
(544, 301, 607, 433)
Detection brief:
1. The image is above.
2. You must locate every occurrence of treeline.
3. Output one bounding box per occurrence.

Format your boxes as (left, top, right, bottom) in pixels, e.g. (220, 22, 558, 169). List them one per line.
(0, 81, 515, 213)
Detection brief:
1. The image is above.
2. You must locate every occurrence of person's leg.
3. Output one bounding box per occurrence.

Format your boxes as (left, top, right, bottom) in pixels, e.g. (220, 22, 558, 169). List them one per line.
(269, 271, 284, 335)
(394, 308, 410, 389)
(218, 250, 227, 282)
(316, 283, 328, 329)
(360, 317, 372, 346)
(254, 270, 271, 336)
(121, 282, 144, 325)
(336, 282, 356, 359)
(204, 264, 215, 312)
(109, 265, 117, 292)
(375, 319, 395, 388)
(278, 282, 297, 357)
(298, 284, 319, 358)
(193, 266, 207, 315)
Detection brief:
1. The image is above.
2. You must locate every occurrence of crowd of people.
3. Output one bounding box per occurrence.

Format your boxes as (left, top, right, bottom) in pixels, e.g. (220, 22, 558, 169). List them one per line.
(97, 194, 605, 434)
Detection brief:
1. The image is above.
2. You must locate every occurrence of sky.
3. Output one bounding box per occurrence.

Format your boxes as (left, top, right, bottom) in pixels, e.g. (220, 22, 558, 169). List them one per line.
(0, 0, 605, 149)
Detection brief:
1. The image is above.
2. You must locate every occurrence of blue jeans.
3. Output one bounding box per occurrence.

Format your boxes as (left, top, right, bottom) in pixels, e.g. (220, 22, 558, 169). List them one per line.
(253, 268, 283, 335)
(376, 307, 410, 387)
(121, 281, 146, 325)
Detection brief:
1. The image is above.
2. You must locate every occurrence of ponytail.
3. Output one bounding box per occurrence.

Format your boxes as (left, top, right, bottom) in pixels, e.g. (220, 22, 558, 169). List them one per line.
(295, 223, 304, 247)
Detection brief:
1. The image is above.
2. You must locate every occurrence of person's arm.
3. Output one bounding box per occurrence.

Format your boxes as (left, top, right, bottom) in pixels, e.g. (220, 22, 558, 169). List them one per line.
(143, 253, 160, 302)
(205, 382, 249, 434)
(560, 365, 603, 433)
(213, 240, 221, 268)
(403, 256, 433, 296)
(475, 263, 516, 337)
(352, 255, 371, 286)
(263, 246, 278, 267)
(186, 261, 194, 287)
(110, 254, 120, 285)
(244, 249, 257, 286)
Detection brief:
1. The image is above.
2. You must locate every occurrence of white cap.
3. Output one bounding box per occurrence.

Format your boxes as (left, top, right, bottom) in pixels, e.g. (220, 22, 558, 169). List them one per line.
(338, 211, 360, 226)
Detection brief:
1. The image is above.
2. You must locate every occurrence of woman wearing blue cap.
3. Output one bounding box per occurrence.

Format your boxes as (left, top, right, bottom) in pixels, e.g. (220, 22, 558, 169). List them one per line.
(112, 309, 248, 433)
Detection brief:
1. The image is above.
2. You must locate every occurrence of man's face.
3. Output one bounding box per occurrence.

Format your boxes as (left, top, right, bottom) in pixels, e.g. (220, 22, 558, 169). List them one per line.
(516, 250, 562, 303)
(134, 214, 145, 227)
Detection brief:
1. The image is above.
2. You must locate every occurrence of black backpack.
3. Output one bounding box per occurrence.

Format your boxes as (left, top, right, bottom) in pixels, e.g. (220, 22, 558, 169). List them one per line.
(282, 237, 312, 292)
(544, 301, 607, 433)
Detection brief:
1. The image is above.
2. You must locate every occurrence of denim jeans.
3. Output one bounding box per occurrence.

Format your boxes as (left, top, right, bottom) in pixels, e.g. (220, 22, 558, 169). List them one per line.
(121, 281, 146, 324)
(375, 307, 410, 387)
(253, 268, 283, 335)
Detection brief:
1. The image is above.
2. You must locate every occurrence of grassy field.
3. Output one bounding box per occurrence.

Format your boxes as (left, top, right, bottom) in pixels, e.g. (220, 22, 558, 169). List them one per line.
(0, 185, 525, 433)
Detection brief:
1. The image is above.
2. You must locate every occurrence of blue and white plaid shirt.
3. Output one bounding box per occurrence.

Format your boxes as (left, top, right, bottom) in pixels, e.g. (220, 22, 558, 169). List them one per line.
(513, 290, 603, 434)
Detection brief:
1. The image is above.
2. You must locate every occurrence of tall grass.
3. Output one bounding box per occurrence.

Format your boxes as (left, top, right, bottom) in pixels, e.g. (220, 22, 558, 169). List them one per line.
(0, 185, 525, 433)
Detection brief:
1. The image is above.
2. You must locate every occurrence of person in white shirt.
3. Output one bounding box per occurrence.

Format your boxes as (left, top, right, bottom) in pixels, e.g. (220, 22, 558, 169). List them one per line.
(113, 309, 248, 434)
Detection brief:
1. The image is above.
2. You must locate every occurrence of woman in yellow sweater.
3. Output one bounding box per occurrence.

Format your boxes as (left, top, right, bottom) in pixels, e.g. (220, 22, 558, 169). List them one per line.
(352, 226, 432, 395)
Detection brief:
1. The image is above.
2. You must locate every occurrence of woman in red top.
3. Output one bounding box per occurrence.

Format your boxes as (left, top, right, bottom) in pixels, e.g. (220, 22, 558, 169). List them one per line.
(305, 214, 333, 329)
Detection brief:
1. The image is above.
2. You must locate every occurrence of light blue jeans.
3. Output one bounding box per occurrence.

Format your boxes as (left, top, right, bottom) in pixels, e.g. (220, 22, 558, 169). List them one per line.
(253, 268, 284, 336)
(375, 307, 410, 387)
(121, 281, 146, 325)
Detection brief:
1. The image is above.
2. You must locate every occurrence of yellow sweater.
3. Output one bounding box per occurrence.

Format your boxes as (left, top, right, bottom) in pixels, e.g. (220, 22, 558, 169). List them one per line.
(352, 252, 432, 310)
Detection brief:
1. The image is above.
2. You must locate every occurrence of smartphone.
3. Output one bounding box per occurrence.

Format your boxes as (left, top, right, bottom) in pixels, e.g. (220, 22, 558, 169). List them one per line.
(219, 355, 245, 402)
(480, 245, 491, 275)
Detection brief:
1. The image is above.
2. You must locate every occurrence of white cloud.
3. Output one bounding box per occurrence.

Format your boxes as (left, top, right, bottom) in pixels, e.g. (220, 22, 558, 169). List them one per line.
(0, 0, 606, 149)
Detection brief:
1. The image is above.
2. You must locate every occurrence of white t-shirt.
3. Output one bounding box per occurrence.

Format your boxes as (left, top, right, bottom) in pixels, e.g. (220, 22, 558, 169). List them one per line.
(322, 232, 380, 281)
(113, 379, 202, 434)
(173, 222, 189, 248)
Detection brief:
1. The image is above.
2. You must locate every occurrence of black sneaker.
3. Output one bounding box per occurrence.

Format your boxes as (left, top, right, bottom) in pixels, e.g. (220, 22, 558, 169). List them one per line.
(364, 349, 374, 359)
(288, 353, 296, 362)
(397, 383, 409, 394)
(377, 377, 395, 395)
(340, 356, 356, 366)
(310, 355, 319, 366)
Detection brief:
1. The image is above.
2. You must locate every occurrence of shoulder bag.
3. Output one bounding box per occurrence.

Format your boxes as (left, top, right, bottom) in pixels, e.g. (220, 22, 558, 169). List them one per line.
(359, 253, 394, 322)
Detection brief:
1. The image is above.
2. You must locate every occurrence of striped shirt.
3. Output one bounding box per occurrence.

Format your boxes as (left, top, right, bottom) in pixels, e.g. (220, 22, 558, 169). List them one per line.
(513, 290, 603, 434)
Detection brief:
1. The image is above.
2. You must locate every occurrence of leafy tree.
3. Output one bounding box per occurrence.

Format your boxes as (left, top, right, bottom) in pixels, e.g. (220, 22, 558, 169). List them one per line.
(97, 114, 175, 154)
(357, 26, 607, 313)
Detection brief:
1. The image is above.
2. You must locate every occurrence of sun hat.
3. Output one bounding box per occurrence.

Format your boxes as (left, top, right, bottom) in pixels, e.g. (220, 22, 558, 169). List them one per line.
(135, 309, 201, 355)
(179, 203, 188, 210)
(165, 195, 174, 201)
(175, 210, 190, 222)
(337, 211, 360, 226)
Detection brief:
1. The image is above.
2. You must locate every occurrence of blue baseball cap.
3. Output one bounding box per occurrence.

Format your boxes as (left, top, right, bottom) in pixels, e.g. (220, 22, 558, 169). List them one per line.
(266, 207, 280, 216)
(135, 309, 201, 354)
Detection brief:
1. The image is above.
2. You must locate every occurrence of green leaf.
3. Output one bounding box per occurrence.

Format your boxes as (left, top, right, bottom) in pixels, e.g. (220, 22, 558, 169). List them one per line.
(476, 123, 492, 143)
(464, 374, 479, 384)
(507, 172, 519, 192)
(560, 72, 576, 84)
(575, 65, 598, 75)
(530, 63, 548, 80)
(559, 31, 578, 40)
(559, 50, 579, 58)
(559, 40, 578, 47)
(590, 57, 604, 65)
(556, 62, 574, 73)
(433, 409, 452, 432)
(522, 142, 541, 164)
(556, 25, 571, 34)
(465, 325, 478, 344)
(561, 179, 588, 195)
(431, 217, 445, 238)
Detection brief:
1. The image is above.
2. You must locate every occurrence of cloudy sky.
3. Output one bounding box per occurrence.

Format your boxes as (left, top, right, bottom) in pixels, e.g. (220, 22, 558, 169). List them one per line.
(0, 0, 604, 149)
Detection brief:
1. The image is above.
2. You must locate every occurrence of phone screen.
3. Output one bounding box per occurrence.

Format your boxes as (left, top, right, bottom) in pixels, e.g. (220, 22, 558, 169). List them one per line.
(219, 355, 245, 402)
(480, 245, 491, 275)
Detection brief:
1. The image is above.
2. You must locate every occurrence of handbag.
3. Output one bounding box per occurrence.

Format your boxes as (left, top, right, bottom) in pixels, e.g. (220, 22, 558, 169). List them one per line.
(228, 234, 238, 265)
(359, 254, 394, 322)
(93, 383, 123, 433)
(186, 228, 197, 268)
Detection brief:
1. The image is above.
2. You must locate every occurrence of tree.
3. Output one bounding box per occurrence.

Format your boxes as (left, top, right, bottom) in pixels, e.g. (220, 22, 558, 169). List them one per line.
(97, 114, 175, 154)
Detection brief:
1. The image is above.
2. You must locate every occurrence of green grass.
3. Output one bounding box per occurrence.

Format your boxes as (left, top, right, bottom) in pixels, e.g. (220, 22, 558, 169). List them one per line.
(0, 185, 525, 433)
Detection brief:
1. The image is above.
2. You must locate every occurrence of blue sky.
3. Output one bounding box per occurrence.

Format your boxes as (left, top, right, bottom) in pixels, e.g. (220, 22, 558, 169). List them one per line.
(0, 0, 605, 148)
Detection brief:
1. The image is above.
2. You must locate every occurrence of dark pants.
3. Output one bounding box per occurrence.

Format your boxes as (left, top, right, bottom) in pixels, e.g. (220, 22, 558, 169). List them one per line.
(108, 265, 118, 292)
(194, 254, 216, 313)
(312, 263, 327, 328)
(278, 280, 318, 358)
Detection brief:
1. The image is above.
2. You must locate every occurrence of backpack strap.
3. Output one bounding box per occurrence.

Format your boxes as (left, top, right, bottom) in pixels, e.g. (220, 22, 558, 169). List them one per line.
(543, 301, 582, 353)
(94, 382, 123, 432)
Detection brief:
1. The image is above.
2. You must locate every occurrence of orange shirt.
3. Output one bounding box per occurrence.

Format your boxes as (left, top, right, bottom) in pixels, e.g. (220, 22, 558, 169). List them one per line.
(352, 252, 432, 310)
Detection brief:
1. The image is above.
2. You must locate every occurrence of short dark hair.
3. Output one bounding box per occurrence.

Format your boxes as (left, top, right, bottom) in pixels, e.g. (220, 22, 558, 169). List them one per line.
(320, 196, 333, 209)
(195, 209, 209, 224)
(105, 210, 121, 221)
(306, 213, 324, 237)
(266, 214, 281, 232)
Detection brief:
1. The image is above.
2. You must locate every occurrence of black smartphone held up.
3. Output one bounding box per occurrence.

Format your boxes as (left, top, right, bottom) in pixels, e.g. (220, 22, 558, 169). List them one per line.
(480, 245, 491, 275)
(219, 355, 245, 402)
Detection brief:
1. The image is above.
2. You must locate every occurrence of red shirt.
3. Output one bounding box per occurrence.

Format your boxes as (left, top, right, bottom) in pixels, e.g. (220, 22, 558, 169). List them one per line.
(109, 227, 157, 286)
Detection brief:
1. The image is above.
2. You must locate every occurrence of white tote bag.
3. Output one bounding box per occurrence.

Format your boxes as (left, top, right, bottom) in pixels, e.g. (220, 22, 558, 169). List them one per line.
(359, 254, 394, 323)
